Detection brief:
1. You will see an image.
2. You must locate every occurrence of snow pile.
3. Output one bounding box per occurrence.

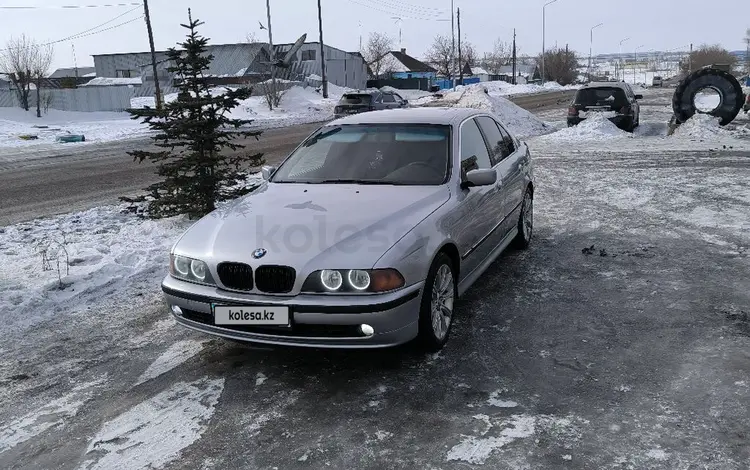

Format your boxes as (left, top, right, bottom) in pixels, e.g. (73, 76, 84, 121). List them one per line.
(81, 77, 142, 86)
(452, 80, 578, 97)
(0, 107, 149, 149)
(672, 114, 733, 140)
(233, 85, 344, 127)
(538, 113, 630, 142)
(379, 86, 433, 101)
(454, 86, 551, 137)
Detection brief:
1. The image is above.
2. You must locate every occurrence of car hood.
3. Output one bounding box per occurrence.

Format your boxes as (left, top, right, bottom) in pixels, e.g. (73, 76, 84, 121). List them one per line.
(175, 182, 450, 272)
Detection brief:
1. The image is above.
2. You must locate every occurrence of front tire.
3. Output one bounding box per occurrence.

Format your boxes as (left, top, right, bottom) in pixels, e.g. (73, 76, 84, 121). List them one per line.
(512, 188, 533, 249)
(417, 253, 457, 352)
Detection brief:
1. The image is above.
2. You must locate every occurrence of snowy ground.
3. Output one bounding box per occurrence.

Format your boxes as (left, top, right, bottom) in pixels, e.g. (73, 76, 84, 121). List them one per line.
(1, 87, 750, 469)
(0, 107, 150, 150)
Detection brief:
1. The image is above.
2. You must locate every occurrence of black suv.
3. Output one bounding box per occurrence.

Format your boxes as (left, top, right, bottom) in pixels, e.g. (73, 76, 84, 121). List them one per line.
(567, 82, 643, 132)
(333, 89, 408, 119)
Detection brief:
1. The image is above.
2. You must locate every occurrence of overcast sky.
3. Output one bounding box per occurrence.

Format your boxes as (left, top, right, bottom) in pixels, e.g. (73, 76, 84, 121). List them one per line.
(1, 0, 748, 71)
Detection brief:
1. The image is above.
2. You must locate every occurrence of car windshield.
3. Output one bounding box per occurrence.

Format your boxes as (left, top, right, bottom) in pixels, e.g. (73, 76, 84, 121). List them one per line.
(575, 87, 628, 107)
(339, 93, 374, 105)
(270, 124, 450, 185)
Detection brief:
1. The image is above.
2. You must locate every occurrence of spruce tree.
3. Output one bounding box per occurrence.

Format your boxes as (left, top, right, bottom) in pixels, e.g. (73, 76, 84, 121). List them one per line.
(126, 10, 265, 219)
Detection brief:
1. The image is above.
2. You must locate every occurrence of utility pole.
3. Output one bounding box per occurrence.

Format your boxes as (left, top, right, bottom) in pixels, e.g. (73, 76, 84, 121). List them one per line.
(451, 1, 456, 85)
(72, 43, 79, 79)
(317, 0, 328, 98)
(689, 43, 692, 73)
(143, 0, 162, 110)
(512, 28, 517, 85)
(588, 22, 603, 83)
(457, 7, 462, 85)
(542, 0, 560, 86)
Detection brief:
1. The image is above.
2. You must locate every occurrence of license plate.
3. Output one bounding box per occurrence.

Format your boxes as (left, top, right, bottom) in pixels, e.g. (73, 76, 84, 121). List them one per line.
(213, 305, 290, 326)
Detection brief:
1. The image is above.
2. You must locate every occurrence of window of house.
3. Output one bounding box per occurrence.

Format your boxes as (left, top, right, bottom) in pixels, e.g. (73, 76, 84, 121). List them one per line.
(301, 50, 316, 61)
(115, 70, 133, 78)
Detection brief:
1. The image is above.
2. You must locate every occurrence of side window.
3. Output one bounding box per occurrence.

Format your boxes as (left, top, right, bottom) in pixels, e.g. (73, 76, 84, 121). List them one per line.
(382, 93, 396, 103)
(475, 116, 507, 165)
(460, 119, 492, 174)
(394, 93, 404, 102)
(495, 122, 516, 157)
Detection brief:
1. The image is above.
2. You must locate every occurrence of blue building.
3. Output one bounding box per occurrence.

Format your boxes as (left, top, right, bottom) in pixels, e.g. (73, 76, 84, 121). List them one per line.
(385, 49, 436, 81)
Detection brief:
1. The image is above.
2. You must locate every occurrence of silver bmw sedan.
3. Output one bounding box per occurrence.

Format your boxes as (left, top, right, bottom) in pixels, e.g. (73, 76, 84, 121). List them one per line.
(161, 107, 535, 351)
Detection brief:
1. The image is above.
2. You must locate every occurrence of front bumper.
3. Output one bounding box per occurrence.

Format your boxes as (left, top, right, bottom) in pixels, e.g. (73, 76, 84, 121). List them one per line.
(161, 275, 423, 349)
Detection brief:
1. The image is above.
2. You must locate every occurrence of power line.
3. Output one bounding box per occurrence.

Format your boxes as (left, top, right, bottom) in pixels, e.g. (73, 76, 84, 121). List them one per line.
(55, 5, 143, 42)
(348, 0, 448, 21)
(360, 0, 446, 17)
(0, 2, 141, 9)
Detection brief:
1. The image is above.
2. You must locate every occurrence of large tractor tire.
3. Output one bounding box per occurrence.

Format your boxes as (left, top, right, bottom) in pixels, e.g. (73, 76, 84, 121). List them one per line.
(672, 67, 744, 126)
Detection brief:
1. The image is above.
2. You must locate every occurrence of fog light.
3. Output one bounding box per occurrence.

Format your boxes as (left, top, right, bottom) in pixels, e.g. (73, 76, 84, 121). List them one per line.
(171, 305, 183, 316)
(360, 324, 374, 337)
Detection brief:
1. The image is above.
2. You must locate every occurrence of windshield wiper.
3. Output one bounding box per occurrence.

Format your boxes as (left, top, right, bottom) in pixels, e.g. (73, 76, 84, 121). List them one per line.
(303, 127, 342, 147)
(310, 179, 384, 185)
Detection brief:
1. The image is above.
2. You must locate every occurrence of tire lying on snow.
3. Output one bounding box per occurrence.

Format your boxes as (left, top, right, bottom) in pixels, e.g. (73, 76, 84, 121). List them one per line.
(672, 67, 745, 126)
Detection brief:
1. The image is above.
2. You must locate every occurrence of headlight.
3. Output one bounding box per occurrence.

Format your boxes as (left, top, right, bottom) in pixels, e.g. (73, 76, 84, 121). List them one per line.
(302, 269, 404, 293)
(170, 254, 215, 285)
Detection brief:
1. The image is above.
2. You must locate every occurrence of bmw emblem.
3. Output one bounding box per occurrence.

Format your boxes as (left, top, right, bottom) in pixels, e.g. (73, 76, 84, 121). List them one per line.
(252, 248, 267, 259)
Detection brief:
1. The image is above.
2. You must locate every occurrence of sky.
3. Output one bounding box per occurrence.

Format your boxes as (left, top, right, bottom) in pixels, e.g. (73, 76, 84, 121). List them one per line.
(0, 0, 748, 71)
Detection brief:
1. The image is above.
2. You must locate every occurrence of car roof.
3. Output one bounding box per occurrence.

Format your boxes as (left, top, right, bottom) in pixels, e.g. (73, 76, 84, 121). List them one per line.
(581, 81, 631, 91)
(327, 107, 485, 126)
(342, 89, 381, 95)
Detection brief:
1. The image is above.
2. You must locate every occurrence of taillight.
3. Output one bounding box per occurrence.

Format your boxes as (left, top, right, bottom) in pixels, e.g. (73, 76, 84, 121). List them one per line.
(568, 106, 578, 116)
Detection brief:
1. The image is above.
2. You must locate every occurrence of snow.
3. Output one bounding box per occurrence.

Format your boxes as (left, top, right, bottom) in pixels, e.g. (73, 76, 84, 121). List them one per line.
(0, 378, 106, 453)
(0, 107, 149, 149)
(487, 390, 518, 408)
(378, 85, 432, 101)
(451, 84, 552, 137)
(539, 113, 631, 142)
(446, 415, 536, 464)
(81, 377, 224, 470)
(134, 339, 209, 386)
(673, 113, 745, 140)
(81, 77, 142, 86)
(694, 91, 721, 111)
(0, 205, 189, 334)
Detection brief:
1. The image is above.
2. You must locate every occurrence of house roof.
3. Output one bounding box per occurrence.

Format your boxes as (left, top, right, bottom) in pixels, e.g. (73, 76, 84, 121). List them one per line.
(389, 50, 436, 73)
(49, 66, 96, 78)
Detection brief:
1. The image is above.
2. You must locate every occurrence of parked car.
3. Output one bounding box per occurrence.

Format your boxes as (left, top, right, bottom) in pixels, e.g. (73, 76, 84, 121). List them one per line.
(652, 76, 663, 87)
(161, 107, 535, 352)
(333, 89, 408, 119)
(568, 82, 643, 132)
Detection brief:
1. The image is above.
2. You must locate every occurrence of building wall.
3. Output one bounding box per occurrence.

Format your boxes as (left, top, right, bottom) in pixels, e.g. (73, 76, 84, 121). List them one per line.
(93, 43, 367, 90)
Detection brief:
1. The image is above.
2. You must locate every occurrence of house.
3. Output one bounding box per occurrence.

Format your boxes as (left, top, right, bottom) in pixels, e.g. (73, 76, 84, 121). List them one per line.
(91, 41, 368, 94)
(385, 48, 436, 80)
(462, 64, 491, 82)
(49, 66, 96, 79)
(496, 64, 541, 84)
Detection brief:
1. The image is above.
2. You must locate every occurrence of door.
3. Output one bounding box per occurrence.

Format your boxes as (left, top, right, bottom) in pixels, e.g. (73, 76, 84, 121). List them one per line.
(451, 118, 500, 275)
(381, 92, 400, 109)
(476, 116, 525, 238)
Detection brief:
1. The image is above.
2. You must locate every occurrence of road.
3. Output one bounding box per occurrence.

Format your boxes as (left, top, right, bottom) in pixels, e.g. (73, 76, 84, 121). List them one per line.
(1, 88, 750, 469)
(0, 91, 575, 226)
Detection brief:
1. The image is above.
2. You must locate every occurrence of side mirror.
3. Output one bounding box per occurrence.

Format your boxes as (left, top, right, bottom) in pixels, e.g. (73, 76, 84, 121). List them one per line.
(461, 168, 497, 189)
(261, 165, 277, 180)
(635, 94, 643, 100)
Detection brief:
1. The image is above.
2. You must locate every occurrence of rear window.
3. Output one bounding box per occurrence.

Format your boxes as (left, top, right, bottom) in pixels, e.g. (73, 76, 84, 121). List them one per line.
(340, 94, 373, 105)
(575, 87, 628, 107)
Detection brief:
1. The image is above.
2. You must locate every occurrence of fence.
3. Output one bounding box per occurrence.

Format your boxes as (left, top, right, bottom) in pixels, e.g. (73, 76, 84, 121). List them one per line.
(0, 86, 137, 112)
(366, 78, 433, 91)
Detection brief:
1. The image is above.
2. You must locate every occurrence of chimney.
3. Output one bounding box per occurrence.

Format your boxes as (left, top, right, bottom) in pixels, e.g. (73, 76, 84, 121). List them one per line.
(400, 48, 406, 54)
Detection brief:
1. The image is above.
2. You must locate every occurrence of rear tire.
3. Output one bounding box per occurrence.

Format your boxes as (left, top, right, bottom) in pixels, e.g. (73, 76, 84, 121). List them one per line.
(416, 253, 457, 352)
(512, 188, 533, 250)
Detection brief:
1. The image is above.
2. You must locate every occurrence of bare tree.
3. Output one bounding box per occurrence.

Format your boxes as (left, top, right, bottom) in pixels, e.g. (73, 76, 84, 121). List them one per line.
(425, 34, 454, 78)
(0, 34, 35, 111)
(536, 48, 578, 85)
(680, 44, 737, 73)
(460, 41, 478, 69)
(744, 29, 750, 73)
(361, 32, 396, 79)
(481, 39, 516, 74)
(32, 43, 54, 118)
